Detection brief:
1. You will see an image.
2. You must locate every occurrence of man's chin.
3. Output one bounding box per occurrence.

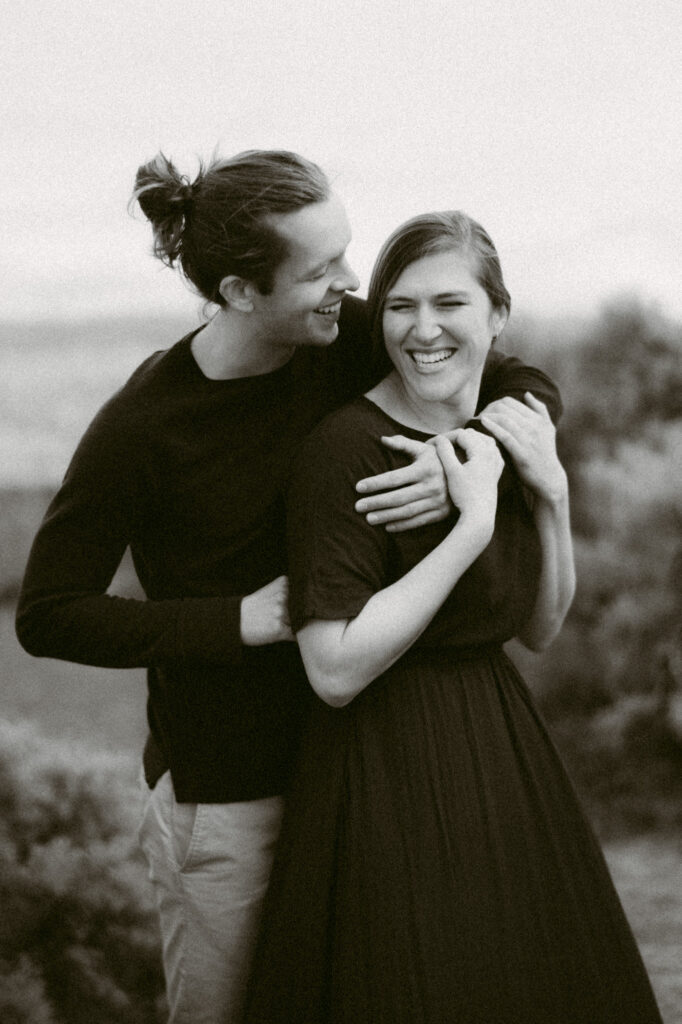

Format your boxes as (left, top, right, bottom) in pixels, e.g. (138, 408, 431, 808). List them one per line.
(307, 322, 339, 347)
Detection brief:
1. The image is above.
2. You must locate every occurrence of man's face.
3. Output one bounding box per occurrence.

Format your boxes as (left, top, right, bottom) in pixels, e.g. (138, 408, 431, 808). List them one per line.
(253, 193, 360, 348)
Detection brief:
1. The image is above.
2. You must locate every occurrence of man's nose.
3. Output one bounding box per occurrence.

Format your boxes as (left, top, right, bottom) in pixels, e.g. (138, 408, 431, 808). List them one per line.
(332, 260, 360, 293)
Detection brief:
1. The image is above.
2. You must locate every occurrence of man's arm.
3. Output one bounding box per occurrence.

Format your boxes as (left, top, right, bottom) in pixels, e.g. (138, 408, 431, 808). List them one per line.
(354, 349, 563, 531)
(474, 348, 562, 426)
(15, 409, 288, 670)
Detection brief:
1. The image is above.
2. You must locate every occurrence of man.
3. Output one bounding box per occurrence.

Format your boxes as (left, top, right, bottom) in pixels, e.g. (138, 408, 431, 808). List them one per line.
(16, 148, 561, 1022)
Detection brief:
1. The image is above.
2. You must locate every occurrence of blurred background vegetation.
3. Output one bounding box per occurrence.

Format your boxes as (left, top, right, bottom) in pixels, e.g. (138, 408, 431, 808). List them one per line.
(504, 299, 682, 837)
(1, 302, 680, 1020)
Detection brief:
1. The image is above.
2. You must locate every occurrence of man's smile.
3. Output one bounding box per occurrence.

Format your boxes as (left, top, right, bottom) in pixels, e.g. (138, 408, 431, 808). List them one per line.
(315, 300, 342, 316)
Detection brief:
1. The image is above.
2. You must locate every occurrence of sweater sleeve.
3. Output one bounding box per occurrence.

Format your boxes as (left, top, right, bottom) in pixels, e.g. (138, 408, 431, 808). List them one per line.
(15, 401, 244, 669)
(474, 349, 563, 424)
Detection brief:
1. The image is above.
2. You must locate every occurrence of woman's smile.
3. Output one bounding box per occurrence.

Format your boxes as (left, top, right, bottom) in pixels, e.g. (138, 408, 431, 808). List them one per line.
(409, 347, 457, 368)
(376, 249, 508, 431)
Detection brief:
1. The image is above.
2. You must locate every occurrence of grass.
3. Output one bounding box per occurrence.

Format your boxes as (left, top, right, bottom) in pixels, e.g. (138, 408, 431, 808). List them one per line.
(605, 839, 682, 1023)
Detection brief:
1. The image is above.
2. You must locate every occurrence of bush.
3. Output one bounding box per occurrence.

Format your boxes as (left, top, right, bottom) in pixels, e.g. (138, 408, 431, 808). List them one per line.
(0, 720, 165, 1023)
(503, 304, 682, 835)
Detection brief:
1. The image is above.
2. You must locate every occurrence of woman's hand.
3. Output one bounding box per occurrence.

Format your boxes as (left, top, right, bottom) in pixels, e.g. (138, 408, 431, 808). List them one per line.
(355, 436, 450, 531)
(240, 575, 294, 645)
(479, 392, 568, 505)
(432, 429, 503, 535)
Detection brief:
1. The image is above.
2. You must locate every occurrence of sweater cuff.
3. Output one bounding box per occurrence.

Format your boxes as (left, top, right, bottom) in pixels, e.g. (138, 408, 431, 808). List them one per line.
(175, 596, 244, 665)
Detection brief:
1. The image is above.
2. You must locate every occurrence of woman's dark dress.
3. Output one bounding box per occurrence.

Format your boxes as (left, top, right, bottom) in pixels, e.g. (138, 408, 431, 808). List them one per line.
(242, 397, 662, 1024)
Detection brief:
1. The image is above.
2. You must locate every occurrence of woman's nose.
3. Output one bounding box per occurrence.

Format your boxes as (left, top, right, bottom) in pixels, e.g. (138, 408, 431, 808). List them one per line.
(413, 310, 442, 343)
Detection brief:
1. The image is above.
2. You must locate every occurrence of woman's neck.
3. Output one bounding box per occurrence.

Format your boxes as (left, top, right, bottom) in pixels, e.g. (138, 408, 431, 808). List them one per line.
(365, 371, 480, 435)
(191, 310, 295, 381)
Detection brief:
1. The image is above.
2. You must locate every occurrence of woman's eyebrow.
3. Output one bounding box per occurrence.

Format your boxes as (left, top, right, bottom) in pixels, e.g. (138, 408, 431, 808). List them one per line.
(386, 290, 470, 301)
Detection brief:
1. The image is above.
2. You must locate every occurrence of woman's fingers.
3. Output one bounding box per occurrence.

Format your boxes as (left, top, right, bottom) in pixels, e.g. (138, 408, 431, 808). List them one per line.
(452, 427, 498, 459)
(479, 412, 523, 451)
(523, 391, 551, 418)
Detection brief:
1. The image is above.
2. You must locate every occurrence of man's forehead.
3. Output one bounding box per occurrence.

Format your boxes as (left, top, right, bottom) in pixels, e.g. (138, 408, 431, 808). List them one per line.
(273, 194, 351, 265)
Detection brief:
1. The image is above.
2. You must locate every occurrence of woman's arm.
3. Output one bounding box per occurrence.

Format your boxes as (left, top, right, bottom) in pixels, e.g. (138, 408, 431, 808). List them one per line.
(297, 431, 503, 706)
(480, 392, 576, 651)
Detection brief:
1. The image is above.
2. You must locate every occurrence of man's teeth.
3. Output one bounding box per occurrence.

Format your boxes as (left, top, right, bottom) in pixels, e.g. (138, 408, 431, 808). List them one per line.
(316, 301, 341, 315)
(411, 349, 455, 365)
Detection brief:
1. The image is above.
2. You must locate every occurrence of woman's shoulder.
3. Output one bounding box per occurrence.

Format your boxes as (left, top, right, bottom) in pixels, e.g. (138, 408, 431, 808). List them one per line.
(292, 398, 398, 484)
(304, 397, 394, 453)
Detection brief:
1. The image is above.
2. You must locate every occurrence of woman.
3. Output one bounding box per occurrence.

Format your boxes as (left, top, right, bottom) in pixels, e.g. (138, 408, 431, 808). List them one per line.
(242, 212, 662, 1022)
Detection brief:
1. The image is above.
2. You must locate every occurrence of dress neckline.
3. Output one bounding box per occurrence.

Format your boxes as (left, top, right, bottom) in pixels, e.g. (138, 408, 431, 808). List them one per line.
(357, 395, 441, 442)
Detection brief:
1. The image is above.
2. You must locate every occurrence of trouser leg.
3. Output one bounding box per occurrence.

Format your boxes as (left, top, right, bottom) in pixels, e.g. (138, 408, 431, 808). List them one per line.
(138, 771, 283, 1024)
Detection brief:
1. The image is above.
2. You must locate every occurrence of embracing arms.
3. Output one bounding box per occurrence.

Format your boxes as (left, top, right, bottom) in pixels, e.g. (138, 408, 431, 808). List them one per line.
(480, 393, 576, 650)
(15, 409, 293, 669)
(352, 349, 562, 531)
(296, 432, 503, 706)
(298, 383, 573, 686)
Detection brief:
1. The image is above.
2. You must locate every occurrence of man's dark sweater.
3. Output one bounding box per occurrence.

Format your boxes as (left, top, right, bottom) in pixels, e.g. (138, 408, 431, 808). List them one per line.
(16, 296, 561, 802)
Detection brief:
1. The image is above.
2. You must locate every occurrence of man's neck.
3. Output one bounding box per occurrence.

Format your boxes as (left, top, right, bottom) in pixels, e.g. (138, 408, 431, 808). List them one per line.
(191, 310, 295, 381)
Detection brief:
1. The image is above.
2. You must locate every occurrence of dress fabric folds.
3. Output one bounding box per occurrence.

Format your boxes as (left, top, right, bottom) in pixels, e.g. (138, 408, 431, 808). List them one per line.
(242, 398, 662, 1024)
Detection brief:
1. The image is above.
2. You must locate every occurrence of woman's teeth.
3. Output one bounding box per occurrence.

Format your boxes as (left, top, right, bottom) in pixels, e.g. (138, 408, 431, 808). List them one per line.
(411, 349, 455, 365)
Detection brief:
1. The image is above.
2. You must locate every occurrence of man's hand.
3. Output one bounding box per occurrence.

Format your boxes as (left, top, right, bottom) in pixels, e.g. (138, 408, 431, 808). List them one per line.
(240, 575, 294, 645)
(355, 436, 450, 532)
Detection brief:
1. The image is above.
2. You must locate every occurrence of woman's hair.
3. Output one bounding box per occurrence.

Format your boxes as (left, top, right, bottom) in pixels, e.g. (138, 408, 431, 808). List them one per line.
(131, 149, 331, 304)
(366, 210, 511, 380)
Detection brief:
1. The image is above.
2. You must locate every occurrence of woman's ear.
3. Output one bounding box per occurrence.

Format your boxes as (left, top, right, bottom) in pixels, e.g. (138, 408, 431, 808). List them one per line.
(490, 306, 509, 343)
(218, 275, 256, 312)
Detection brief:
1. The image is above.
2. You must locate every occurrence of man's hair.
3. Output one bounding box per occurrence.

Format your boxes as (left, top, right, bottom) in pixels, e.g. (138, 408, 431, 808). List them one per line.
(131, 149, 331, 302)
(367, 210, 511, 379)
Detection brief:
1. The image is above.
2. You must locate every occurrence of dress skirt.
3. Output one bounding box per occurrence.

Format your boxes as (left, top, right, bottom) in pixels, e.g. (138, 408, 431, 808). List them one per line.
(242, 645, 662, 1024)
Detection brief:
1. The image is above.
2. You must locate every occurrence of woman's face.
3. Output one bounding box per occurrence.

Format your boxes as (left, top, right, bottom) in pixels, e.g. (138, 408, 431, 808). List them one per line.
(382, 249, 506, 407)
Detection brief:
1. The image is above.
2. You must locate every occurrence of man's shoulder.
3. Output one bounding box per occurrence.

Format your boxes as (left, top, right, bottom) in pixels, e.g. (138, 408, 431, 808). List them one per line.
(313, 294, 373, 399)
(79, 331, 198, 449)
(339, 292, 368, 323)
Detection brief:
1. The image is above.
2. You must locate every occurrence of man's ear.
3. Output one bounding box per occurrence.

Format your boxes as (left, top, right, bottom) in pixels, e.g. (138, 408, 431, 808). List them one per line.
(218, 275, 257, 312)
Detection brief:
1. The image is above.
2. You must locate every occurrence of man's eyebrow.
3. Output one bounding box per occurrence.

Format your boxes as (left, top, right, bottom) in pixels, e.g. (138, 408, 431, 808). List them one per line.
(301, 245, 349, 278)
(306, 257, 331, 275)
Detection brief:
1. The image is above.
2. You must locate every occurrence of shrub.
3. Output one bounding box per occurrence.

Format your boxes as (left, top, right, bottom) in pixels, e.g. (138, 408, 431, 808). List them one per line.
(0, 720, 165, 1023)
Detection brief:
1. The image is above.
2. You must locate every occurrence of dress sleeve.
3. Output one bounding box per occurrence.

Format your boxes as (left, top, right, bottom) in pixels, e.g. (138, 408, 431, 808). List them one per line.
(15, 401, 243, 669)
(286, 421, 390, 633)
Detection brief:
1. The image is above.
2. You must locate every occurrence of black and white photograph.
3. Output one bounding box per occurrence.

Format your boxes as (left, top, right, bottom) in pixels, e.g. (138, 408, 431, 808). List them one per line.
(2, 1, 680, 1020)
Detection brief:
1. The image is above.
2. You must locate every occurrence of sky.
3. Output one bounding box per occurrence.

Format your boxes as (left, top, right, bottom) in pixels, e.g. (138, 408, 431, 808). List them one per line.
(3, 0, 681, 324)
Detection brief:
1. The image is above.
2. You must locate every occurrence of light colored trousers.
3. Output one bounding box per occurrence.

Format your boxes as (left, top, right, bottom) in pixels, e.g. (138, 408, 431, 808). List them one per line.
(138, 770, 283, 1024)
